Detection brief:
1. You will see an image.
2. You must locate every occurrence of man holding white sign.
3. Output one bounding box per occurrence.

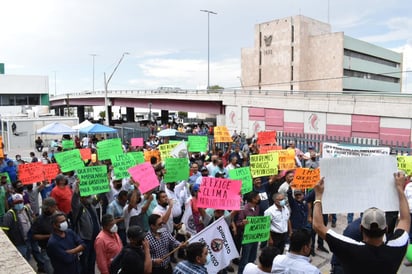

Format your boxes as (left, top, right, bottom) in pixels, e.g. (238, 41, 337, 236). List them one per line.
(313, 172, 410, 274)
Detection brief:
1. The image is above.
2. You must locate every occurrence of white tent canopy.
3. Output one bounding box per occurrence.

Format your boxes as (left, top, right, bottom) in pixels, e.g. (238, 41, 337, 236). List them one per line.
(36, 122, 77, 135)
(72, 120, 93, 130)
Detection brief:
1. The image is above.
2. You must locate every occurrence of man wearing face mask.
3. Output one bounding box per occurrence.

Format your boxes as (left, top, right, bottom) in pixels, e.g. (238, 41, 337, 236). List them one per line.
(47, 213, 85, 274)
(173, 242, 209, 274)
(107, 190, 128, 246)
(272, 229, 320, 273)
(1, 193, 34, 260)
(264, 192, 291, 254)
(107, 177, 127, 204)
(95, 214, 123, 274)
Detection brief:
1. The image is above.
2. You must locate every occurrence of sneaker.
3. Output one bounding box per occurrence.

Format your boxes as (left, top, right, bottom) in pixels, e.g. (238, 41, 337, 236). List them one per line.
(317, 246, 330, 253)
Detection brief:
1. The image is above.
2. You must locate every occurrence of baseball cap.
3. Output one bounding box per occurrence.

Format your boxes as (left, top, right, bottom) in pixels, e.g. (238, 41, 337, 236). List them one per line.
(193, 184, 200, 192)
(361, 207, 387, 230)
(11, 193, 24, 204)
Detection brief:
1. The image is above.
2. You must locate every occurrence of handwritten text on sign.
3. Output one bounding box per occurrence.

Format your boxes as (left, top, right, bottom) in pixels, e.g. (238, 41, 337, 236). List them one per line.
(77, 165, 110, 197)
(242, 216, 271, 244)
(18, 162, 45, 185)
(163, 157, 190, 183)
(397, 156, 412, 176)
(128, 162, 159, 194)
(257, 131, 276, 145)
(43, 163, 60, 182)
(197, 177, 241, 210)
(292, 168, 320, 189)
(97, 138, 123, 160)
(54, 149, 84, 172)
(229, 167, 253, 194)
(111, 154, 135, 179)
(250, 153, 278, 178)
(214, 126, 233, 143)
(159, 143, 178, 161)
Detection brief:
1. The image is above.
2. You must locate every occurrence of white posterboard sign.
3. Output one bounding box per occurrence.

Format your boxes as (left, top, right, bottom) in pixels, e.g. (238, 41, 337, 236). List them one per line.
(319, 155, 399, 214)
(322, 142, 390, 158)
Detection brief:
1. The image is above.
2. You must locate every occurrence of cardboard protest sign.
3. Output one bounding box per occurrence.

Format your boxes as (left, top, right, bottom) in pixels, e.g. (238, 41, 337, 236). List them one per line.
(275, 149, 296, 170)
(397, 156, 412, 176)
(144, 150, 160, 163)
(111, 154, 135, 179)
(128, 151, 145, 164)
(79, 148, 92, 161)
(197, 177, 241, 210)
(257, 131, 276, 145)
(322, 142, 390, 158)
(77, 165, 110, 196)
(18, 162, 45, 185)
(62, 140, 75, 150)
(292, 168, 320, 189)
(159, 143, 178, 161)
(259, 145, 282, 154)
(43, 163, 60, 182)
(229, 167, 253, 194)
(250, 153, 278, 178)
(128, 162, 159, 194)
(0, 172, 11, 183)
(54, 149, 84, 172)
(214, 126, 233, 143)
(242, 216, 270, 244)
(97, 138, 123, 160)
(320, 155, 398, 214)
(188, 136, 208, 152)
(131, 137, 143, 147)
(163, 158, 190, 183)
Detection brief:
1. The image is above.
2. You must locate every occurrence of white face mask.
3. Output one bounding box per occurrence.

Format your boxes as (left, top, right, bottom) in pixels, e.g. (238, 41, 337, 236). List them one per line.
(59, 221, 69, 232)
(156, 226, 167, 233)
(110, 224, 118, 233)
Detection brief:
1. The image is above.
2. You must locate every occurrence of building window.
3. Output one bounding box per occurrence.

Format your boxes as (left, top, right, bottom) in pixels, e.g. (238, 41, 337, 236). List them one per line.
(344, 49, 399, 68)
(291, 46, 294, 62)
(291, 66, 294, 81)
(344, 69, 400, 83)
(291, 25, 294, 43)
(16, 95, 28, 105)
(28, 95, 40, 105)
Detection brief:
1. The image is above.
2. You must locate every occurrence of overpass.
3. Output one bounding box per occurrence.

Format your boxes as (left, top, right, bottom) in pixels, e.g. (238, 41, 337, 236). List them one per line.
(50, 89, 412, 143)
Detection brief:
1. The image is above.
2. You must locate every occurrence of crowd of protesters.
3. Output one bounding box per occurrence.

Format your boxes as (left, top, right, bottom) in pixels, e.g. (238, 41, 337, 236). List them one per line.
(0, 127, 411, 274)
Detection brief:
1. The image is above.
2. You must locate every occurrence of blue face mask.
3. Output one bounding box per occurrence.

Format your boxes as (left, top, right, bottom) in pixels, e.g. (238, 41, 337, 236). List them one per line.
(14, 203, 24, 211)
(205, 254, 211, 265)
(279, 199, 286, 207)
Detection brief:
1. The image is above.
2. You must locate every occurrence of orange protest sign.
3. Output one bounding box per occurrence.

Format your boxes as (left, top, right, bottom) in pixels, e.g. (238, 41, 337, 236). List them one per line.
(80, 148, 92, 161)
(259, 145, 282, 154)
(18, 162, 45, 185)
(257, 131, 276, 145)
(43, 163, 60, 182)
(214, 126, 233, 143)
(0, 136, 3, 158)
(292, 168, 320, 189)
(272, 149, 296, 170)
(144, 150, 160, 163)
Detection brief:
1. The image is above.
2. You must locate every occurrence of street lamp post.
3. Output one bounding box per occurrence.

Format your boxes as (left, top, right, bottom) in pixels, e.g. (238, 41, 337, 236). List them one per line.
(90, 54, 97, 92)
(200, 9, 217, 89)
(104, 52, 129, 125)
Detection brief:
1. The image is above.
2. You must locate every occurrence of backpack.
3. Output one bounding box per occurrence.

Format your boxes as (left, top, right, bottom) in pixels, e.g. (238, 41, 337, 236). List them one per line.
(109, 247, 130, 274)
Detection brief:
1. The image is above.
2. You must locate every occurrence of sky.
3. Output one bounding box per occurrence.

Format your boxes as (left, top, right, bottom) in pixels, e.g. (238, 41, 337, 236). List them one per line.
(1, 0, 411, 94)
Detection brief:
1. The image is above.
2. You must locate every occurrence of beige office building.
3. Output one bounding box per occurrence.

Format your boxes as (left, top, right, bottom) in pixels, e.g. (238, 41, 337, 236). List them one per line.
(241, 15, 402, 93)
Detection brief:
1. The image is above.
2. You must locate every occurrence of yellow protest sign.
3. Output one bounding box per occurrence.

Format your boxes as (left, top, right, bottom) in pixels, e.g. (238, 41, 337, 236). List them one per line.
(214, 126, 233, 143)
(397, 156, 412, 176)
(159, 143, 178, 161)
(0, 136, 3, 158)
(250, 153, 278, 178)
(270, 149, 296, 170)
(292, 168, 320, 189)
(144, 150, 160, 163)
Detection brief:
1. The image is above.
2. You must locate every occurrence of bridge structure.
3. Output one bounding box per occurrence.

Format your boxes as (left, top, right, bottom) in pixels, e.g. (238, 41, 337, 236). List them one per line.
(50, 89, 412, 145)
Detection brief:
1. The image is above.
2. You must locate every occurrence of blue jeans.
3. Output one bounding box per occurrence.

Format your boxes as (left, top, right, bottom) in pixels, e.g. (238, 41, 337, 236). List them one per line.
(16, 241, 31, 261)
(347, 213, 354, 224)
(40, 249, 54, 274)
(237, 242, 258, 274)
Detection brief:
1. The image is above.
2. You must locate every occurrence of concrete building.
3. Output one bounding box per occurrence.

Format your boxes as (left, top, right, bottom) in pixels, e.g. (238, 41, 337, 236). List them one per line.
(241, 15, 402, 93)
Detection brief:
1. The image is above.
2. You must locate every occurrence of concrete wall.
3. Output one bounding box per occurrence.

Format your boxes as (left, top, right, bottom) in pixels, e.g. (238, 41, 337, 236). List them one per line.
(0, 229, 35, 273)
(0, 75, 49, 94)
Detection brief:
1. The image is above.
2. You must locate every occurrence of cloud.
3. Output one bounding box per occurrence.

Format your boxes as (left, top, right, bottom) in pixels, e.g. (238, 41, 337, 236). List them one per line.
(360, 17, 412, 43)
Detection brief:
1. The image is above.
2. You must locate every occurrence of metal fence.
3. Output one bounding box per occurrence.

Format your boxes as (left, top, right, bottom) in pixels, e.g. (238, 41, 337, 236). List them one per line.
(113, 126, 151, 143)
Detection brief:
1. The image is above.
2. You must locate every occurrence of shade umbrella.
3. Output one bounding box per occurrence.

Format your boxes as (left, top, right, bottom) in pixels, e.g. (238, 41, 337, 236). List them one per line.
(157, 128, 177, 137)
(72, 120, 93, 130)
(79, 123, 118, 134)
(36, 122, 77, 135)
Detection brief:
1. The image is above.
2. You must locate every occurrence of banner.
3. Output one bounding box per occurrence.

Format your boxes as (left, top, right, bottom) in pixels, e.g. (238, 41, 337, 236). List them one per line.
(189, 216, 239, 274)
(128, 162, 159, 194)
(292, 168, 320, 189)
(257, 131, 276, 145)
(275, 149, 296, 170)
(188, 136, 208, 152)
(97, 138, 123, 160)
(128, 151, 145, 165)
(18, 162, 45, 185)
(397, 156, 412, 176)
(77, 165, 110, 196)
(79, 148, 92, 161)
(131, 137, 143, 147)
(228, 167, 253, 194)
(111, 154, 135, 179)
(54, 150, 84, 172)
(197, 177, 241, 210)
(322, 142, 390, 158)
(43, 163, 60, 182)
(259, 145, 282, 154)
(181, 198, 198, 236)
(250, 153, 278, 178)
(62, 139, 75, 150)
(242, 216, 270, 244)
(159, 143, 178, 161)
(214, 126, 233, 143)
(170, 141, 188, 158)
(163, 158, 190, 183)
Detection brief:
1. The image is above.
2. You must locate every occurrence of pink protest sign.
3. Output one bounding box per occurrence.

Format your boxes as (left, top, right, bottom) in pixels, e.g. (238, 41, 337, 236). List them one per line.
(131, 138, 144, 147)
(197, 177, 242, 210)
(128, 162, 159, 193)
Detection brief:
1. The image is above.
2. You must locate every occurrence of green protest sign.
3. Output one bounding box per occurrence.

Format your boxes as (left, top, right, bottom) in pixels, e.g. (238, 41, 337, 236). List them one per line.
(250, 153, 278, 178)
(127, 152, 145, 164)
(188, 136, 208, 152)
(77, 165, 110, 196)
(97, 138, 123, 160)
(163, 157, 190, 183)
(229, 167, 253, 194)
(111, 153, 135, 179)
(54, 149, 84, 172)
(0, 172, 11, 183)
(397, 156, 412, 176)
(169, 140, 181, 144)
(242, 216, 271, 244)
(62, 140, 75, 150)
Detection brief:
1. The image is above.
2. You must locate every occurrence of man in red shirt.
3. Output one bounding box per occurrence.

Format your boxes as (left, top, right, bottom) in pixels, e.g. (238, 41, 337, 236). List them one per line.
(50, 174, 72, 214)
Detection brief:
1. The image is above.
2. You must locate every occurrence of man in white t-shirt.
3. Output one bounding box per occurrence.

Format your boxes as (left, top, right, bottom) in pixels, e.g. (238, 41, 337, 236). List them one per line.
(244, 246, 280, 274)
